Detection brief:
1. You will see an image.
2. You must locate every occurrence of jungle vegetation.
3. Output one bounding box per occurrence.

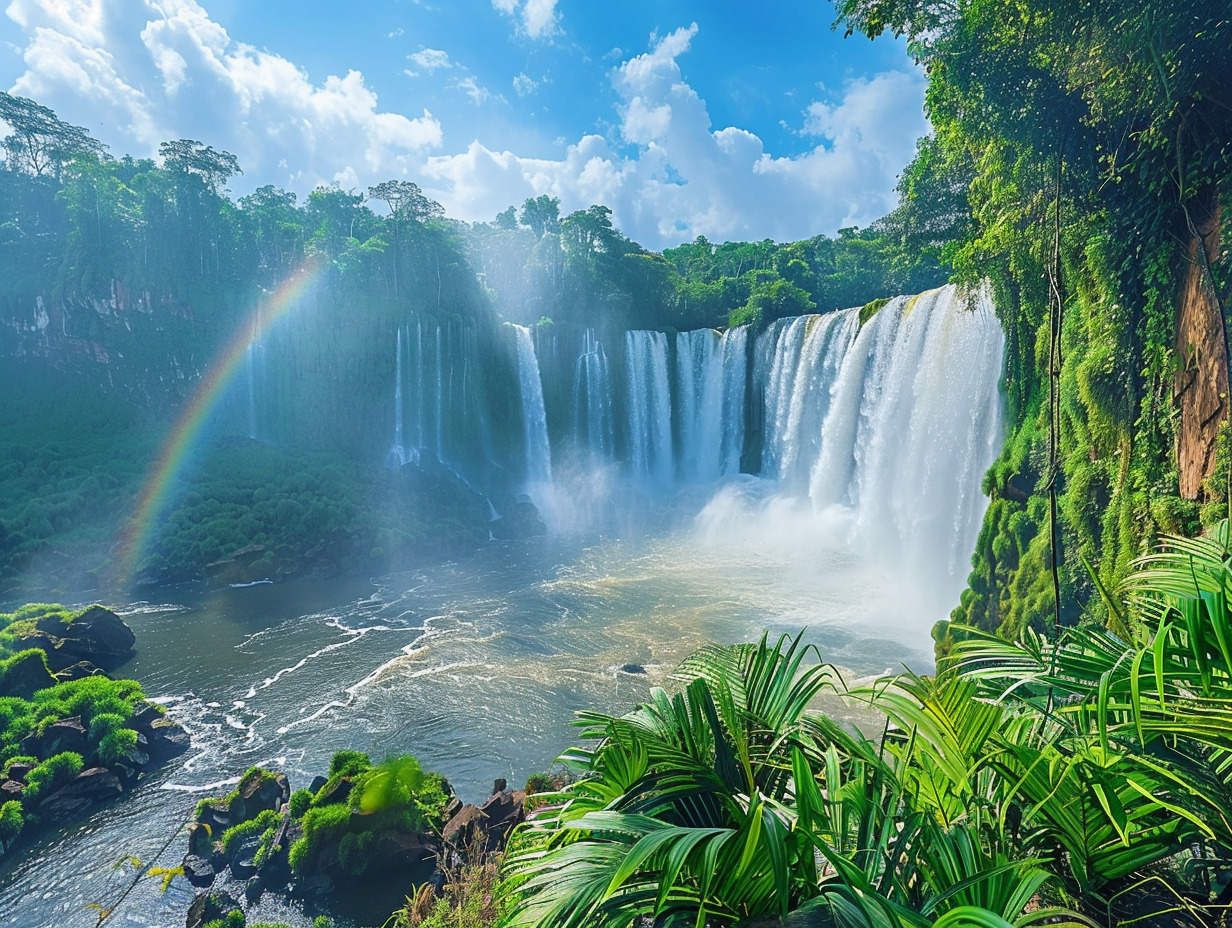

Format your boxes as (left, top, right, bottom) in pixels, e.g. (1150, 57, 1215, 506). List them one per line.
(828, 0, 1232, 637)
(498, 522, 1232, 927)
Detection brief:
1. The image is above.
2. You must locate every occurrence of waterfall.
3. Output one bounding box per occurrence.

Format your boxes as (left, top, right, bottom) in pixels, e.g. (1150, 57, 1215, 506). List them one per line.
(676, 329, 726, 481)
(719, 326, 749, 477)
(389, 326, 406, 466)
(625, 330, 673, 485)
(806, 286, 1004, 575)
(512, 324, 553, 486)
(371, 286, 1002, 591)
(573, 329, 614, 460)
(760, 311, 858, 491)
(414, 318, 426, 451)
(434, 326, 444, 462)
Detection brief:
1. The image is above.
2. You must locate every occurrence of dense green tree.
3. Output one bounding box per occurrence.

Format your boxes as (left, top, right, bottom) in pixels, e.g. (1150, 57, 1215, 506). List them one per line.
(238, 185, 304, 283)
(0, 92, 105, 180)
(157, 139, 241, 192)
(518, 194, 560, 238)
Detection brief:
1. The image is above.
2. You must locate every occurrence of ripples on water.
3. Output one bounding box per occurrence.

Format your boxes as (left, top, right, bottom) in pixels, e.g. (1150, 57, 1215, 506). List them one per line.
(0, 489, 942, 927)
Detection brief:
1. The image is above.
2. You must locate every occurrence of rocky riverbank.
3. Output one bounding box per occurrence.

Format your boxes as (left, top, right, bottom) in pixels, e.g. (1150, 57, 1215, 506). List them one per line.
(180, 753, 539, 928)
(0, 603, 190, 860)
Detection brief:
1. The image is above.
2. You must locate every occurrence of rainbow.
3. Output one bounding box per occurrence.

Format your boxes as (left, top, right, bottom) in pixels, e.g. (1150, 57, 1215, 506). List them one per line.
(117, 259, 325, 582)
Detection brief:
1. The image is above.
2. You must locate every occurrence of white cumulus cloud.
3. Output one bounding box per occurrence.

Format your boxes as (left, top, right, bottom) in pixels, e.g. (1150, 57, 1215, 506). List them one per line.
(4, 0, 442, 192)
(512, 72, 539, 96)
(407, 47, 453, 73)
(422, 24, 928, 248)
(3, 5, 927, 248)
(490, 0, 560, 38)
(453, 75, 504, 107)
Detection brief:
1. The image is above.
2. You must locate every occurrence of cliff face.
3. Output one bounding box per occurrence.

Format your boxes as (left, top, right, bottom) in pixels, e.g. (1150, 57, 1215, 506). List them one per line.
(1174, 192, 1227, 500)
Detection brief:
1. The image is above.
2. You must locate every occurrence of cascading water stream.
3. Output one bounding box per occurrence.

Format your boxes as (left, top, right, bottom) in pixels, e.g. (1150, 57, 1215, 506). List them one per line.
(573, 329, 614, 461)
(719, 326, 749, 476)
(512, 324, 553, 487)
(624, 330, 674, 485)
(389, 326, 406, 466)
(675, 329, 726, 481)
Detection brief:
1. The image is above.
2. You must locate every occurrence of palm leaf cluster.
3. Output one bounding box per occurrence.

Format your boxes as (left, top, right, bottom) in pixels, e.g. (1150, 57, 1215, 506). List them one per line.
(500, 524, 1232, 927)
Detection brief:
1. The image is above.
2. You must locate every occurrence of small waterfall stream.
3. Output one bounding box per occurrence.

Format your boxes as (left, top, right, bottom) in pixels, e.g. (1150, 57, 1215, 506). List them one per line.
(624, 330, 674, 485)
(512, 324, 553, 487)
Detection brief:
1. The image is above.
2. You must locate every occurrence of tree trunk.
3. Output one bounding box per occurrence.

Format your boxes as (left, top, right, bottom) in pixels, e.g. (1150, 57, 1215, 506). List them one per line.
(1174, 186, 1227, 500)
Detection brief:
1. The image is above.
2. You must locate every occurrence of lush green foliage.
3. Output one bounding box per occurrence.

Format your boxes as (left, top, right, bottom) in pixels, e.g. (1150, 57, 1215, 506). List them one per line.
(0, 606, 152, 846)
(504, 534, 1232, 928)
(328, 749, 371, 779)
(23, 751, 83, 802)
(276, 751, 448, 881)
(221, 808, 281, 859)
(832, 1, 1232, 637)
(288, 788, 313, 819)
(0, 800, 23, 842)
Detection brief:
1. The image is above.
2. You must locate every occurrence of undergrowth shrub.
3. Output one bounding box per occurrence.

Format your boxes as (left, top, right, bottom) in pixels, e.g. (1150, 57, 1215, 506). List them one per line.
(24, 751, 83, 801)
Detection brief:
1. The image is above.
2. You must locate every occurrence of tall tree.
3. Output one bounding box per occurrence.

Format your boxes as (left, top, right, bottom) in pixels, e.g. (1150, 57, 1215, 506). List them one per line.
(0, 92, 105, 180)
(519, 194, 560, 238)
(157, 139, 241, 191)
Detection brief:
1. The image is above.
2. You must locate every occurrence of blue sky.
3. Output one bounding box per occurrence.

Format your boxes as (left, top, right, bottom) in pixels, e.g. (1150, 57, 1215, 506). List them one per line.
(0, 0, 928, 248)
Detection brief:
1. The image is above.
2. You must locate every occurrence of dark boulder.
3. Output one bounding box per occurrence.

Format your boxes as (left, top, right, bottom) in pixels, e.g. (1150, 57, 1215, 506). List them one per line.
(619, 663, 646, 674)
(441, 786, 528, 859)
(0, 780, 24, 802)
(228, 768, 289, 822)
(311, 775, 352, 808)
(37, 767, 122, 819)
(186, 890, 241, 928)
(229, 832, 264, 879)
(21, 716, 88, 757)
(194, 801, 230, 833)
(147, 717, 191, 763)
(441, 804, 484, 849)
(308, 775, 328, 794)
(490, 498, 547, 539)
(181, 853, 215, 888)
(56, 605, 136, 669)
(4, 763, 33, 783)
(478, 788, 526, 845)
(17, 606, 136, 673)
(187, 822, 216, 859)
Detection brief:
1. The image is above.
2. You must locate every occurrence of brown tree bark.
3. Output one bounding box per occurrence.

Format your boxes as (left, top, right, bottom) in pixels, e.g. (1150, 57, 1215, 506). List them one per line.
(1175, 187, 1227, 500)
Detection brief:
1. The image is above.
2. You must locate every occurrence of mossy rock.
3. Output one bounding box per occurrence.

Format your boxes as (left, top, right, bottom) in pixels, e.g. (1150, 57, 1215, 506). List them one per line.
(859, 297, 890, 326)
(0, 650, 55, 700)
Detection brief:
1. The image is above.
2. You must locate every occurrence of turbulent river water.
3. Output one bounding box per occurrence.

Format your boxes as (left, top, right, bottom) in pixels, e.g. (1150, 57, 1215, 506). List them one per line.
(0, 494, 950, 928)
(0, 285, 1005, 926)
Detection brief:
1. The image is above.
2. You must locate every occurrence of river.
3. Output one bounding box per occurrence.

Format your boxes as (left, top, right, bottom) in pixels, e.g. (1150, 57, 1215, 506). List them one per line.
(0, 483, 944, 927)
